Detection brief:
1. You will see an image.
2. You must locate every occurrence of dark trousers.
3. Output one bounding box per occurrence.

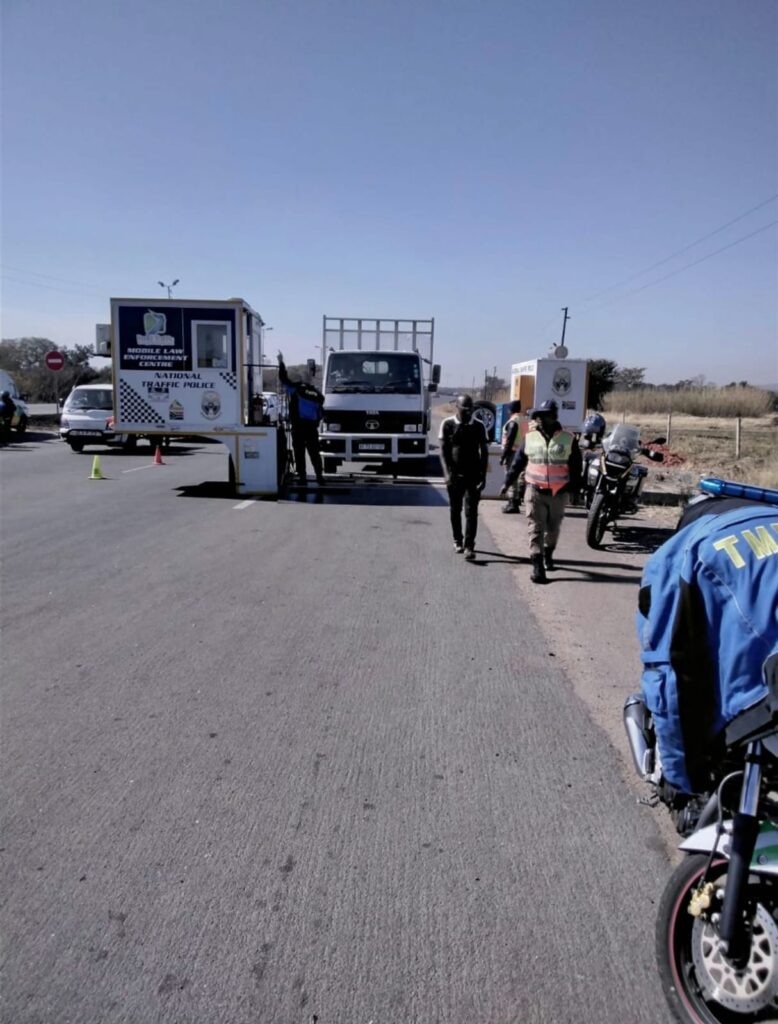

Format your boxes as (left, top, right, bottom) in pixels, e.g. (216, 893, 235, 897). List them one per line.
(447, 477, 481, 548)
(292, 421, 323, 481)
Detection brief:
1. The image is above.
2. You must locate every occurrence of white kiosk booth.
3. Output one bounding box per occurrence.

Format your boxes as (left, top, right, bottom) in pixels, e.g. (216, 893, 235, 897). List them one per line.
(110, 297, 283, 497)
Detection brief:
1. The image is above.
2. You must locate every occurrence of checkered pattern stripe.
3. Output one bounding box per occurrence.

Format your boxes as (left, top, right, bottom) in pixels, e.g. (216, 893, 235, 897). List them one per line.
(219, 371, 237, 389)
(118, 381, 167, 427)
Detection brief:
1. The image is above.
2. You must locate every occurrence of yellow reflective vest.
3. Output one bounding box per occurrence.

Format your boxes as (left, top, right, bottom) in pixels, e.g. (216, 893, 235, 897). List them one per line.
(524, 427, 573, 495)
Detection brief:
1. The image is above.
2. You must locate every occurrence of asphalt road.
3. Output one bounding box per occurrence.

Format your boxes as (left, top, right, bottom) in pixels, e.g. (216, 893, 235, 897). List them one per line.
(1, 430, 676, 1024)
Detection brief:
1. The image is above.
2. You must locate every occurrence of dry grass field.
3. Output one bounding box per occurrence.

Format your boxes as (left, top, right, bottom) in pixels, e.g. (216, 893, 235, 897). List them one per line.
(607, 412, 778, 491)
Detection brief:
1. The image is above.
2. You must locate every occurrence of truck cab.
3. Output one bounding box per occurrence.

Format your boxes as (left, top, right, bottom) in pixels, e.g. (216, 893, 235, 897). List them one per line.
(318, 317, 440, 476)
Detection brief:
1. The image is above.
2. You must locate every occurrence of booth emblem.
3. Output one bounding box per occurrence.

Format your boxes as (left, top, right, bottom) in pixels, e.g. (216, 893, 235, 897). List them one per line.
(551, 366, 572, 395)
(201, 390, 222, 419)
(136, 310, 175, 347)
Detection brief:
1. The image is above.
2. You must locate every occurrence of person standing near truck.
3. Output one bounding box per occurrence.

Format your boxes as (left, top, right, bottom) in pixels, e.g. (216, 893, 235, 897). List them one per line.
(277, 352, 325, 487)
(500, 399, 579, 584)
(439, 394, 489, 561)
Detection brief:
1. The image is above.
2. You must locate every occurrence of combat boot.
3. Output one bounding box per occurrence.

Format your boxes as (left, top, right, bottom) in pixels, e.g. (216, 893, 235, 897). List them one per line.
(544, 547, 556, 571)
(530, 555, 547, 584)
(501, 502, 520, 514)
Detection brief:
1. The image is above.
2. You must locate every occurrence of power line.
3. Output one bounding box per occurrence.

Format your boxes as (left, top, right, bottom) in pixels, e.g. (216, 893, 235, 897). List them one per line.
(581, 218, 778, 313)
(0, 265, 108, 295)
(578, 192, 778, 306)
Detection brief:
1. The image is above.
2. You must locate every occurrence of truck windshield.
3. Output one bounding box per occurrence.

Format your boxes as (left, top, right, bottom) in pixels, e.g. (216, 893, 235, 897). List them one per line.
(326, 353, 421, 394)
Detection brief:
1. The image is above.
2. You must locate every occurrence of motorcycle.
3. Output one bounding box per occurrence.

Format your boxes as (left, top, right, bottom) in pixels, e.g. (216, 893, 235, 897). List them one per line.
(584, 424, 665, 548)
(624, 653, 778, 1023)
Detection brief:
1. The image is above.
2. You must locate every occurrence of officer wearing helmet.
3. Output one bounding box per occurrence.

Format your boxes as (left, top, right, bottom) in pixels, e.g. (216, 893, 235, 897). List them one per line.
(499, 399, 579, 583)
(438, 394, 489, 560)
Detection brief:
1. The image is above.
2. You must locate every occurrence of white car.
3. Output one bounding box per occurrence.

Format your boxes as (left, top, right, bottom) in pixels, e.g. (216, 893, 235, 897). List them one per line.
(59, 383, 163, 452)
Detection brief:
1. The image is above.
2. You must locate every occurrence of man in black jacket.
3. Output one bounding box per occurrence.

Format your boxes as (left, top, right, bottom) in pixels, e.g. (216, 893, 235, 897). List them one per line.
(438, 394, 489, 561)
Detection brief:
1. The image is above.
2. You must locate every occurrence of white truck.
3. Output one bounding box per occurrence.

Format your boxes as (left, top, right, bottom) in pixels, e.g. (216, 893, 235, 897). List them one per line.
(318, 316, 441, 476)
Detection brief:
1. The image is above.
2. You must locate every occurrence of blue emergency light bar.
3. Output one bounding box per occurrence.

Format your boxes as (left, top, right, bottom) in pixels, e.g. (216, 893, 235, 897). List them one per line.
(699, 477, 778, 506)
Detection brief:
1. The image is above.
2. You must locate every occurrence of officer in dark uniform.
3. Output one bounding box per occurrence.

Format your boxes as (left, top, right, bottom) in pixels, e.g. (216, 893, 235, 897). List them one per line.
(278, 352, 325, 486)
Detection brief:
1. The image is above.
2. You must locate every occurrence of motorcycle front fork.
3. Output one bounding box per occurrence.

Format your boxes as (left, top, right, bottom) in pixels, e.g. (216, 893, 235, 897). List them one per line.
(716, 741, 763, 967)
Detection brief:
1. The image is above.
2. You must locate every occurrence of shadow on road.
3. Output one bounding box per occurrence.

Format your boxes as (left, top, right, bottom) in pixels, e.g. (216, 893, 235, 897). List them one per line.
(285, 481, 448, 507)
(603, 524, 675, 554)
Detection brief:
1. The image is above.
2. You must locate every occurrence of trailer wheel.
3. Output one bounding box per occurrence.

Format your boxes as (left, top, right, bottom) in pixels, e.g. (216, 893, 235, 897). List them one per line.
(472, 401, 497, 441)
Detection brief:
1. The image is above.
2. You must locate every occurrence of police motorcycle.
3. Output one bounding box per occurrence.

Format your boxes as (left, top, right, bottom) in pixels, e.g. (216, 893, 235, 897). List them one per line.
(626, 654, 778, 1024)
(584, 423, 665, 548)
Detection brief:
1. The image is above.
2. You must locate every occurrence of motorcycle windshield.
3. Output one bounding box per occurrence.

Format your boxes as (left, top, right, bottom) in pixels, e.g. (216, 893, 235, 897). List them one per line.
(603, 424, 640, 454)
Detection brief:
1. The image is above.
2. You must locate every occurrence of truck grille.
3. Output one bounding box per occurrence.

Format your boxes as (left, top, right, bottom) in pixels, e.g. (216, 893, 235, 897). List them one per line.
(323, 411, 422, 433)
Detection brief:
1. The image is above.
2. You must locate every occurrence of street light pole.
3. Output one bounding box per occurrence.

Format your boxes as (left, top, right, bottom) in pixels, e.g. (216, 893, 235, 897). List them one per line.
(158, 278, 180, 299)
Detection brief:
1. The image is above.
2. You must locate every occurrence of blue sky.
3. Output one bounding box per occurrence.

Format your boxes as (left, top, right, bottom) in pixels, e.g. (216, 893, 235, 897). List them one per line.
(2, 0, 776, 386)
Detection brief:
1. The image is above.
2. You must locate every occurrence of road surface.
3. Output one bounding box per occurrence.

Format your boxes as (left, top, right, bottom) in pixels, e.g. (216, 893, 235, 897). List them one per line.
(1, 430, 676, 1023)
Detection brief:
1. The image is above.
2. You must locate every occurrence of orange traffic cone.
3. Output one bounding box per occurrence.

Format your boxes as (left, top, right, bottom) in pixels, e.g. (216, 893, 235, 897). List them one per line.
(154, 445, 165, 465)
(89, 455, 104, 480)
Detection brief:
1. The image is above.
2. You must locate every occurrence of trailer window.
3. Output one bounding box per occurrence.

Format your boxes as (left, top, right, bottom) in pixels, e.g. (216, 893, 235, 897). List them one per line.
(193, 321, 232, 370)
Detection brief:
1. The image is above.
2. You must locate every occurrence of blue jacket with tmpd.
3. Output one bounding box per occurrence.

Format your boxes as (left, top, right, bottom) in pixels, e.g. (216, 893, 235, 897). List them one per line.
(637, 502, 778, 794)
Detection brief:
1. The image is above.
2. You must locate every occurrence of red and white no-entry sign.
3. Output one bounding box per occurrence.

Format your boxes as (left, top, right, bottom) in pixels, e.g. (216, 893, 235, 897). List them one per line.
(44, 350, 65, 371)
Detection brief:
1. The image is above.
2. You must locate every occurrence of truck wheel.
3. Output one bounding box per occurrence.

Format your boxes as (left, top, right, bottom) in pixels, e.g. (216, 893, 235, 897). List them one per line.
(323, 457, 339, 474)
(16, 416, 28, 436)
(123, 436, 137, 452)
(472, 401, 497, 441)
(69, 441, 84, 453)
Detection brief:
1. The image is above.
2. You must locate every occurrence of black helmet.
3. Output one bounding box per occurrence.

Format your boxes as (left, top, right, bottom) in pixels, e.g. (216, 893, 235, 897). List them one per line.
(456, 394, 474, 411)
(508, 399, 522, 414)
(0, 390, 10, 400)
(532, 399, 558, 417)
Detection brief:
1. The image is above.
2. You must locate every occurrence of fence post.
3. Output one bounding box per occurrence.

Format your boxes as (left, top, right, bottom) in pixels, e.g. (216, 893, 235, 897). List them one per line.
(666, 410, 672, 447)
(735, 413, 742, 460)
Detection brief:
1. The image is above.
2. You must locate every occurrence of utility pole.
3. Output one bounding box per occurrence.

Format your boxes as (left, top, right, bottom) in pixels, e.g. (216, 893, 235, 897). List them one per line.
(559, 307, 570, 349)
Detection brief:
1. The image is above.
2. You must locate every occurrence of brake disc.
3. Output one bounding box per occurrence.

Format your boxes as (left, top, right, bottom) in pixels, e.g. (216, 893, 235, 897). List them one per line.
(692, 902, 778, 1013)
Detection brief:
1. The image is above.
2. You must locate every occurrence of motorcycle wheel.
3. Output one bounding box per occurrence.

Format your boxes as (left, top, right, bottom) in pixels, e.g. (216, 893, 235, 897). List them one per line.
(656, 854, 778, 1023)
(585, 492, 609, 548)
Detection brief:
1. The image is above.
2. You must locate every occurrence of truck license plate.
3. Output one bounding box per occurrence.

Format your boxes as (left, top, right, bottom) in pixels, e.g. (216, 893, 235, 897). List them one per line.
(359, 443, 385, 451)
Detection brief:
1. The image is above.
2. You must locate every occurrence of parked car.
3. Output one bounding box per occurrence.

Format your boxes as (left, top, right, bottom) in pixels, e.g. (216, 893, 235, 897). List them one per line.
(59, 383, 165, 452)
(0, 369, 30, 436)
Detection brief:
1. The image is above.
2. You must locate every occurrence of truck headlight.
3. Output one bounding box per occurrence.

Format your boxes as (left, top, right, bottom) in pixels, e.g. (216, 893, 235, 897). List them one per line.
(404, 424, 420, 432)
(327, 423, 341, 432)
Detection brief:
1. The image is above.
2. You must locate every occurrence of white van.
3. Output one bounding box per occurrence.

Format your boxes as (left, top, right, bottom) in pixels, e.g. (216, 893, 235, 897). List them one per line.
(59, 383, 163, 452)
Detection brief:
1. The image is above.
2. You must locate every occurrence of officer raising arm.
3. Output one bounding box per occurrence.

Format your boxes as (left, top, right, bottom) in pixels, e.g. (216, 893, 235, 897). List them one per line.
(278, 351, 325, 487)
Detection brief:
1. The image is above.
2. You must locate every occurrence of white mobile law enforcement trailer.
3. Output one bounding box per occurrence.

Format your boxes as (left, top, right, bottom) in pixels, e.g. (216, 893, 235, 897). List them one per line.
(110, 297, 283, 496)
(509, 352, 590, 433)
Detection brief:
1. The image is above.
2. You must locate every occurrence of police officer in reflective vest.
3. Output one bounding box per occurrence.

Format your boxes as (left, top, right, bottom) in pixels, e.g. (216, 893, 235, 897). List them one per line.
(500, 399, 578, 583)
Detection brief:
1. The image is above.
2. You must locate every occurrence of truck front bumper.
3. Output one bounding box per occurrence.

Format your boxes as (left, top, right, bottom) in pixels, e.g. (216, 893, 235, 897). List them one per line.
(319, 433, 427, 462)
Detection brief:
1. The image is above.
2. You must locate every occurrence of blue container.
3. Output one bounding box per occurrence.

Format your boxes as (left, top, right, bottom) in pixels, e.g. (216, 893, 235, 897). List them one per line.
(494, 402, 511, 443)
